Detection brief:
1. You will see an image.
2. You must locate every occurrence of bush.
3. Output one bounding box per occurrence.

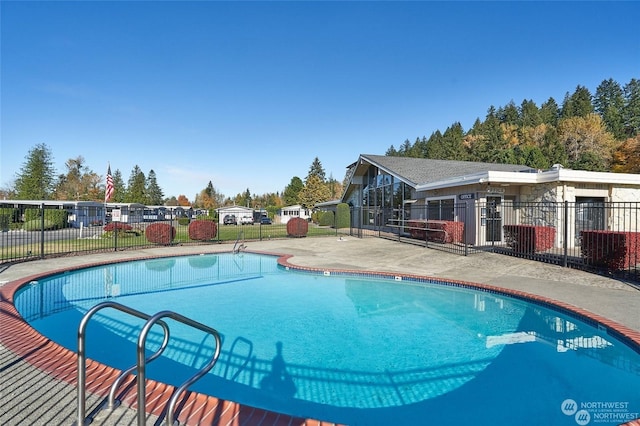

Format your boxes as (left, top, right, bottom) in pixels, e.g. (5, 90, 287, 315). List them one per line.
(104, 222, 133, 232)
(44, 209, 68, 229)
(287, 217, 308, 237)
(318, 211, 334, 226)
(581, 230, 640, 270)
(23, 219, 57, 231)
(503, 225, 556, 253)
(178, 217, 190, 226)
(145, 222, 176, 245)
(336, 203, 351, 229)
(22, 208, 68, 229)
(188, 219, 217, 241)
(407, 220, 464, 243)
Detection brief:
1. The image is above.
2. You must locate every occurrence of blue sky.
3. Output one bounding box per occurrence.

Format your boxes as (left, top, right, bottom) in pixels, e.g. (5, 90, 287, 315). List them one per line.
(1, 1, 639, 201)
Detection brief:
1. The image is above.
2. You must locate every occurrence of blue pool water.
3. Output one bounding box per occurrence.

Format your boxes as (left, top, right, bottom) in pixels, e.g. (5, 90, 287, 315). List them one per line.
(14, 253, 640, 425)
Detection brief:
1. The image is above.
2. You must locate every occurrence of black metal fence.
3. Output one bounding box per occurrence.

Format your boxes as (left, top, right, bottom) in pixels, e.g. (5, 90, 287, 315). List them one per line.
(2, 201, 639, 286)
(0, 202, 340, 265)
(348, 202, 640, 284)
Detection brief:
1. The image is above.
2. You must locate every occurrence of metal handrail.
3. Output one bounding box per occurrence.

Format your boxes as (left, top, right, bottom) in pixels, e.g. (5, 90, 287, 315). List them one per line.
(137, 310, 222, 426)
(107, 324, 171, 410)
(233, 230, 246, 253)
(76, 301, 169, 426)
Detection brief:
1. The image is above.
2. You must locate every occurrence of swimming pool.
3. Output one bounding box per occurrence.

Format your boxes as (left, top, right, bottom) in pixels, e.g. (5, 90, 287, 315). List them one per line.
(14, 252, 640, 425)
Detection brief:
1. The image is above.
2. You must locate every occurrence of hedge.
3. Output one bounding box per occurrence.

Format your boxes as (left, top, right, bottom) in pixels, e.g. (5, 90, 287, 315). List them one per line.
(407, 220, 464, 243)
(581, 230, 640, 270)
(336, 203, 351, 229)
(503, 225, 556, 253)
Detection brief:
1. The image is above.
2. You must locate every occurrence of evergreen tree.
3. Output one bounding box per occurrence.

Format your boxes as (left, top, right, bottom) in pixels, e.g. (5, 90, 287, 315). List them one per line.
(424, 131, 444, 159)
(111, 169, 126, 202)
(498, 101, 519, 125)
(307, 157, 326, 182)
(283, 176, 304, 205)
(385, 145, 398, 156)
(623, 78, 640, 138)
(561, 85, 593, 118)
(519, 99, 541, 128)
(14, 143, 57, 200)
(539, 97, 560, 126)
(594, 78, 626, 140)
(125, 165, 146, 203)
(145, 169, 164, 205)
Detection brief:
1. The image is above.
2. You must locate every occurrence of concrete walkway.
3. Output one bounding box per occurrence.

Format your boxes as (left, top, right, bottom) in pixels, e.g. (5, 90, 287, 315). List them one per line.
(1, 236, 639, 425)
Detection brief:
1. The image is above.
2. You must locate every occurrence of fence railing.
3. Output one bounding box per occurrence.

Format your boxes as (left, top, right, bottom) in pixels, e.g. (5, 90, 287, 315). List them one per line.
(3, 201, 639, 285)
(0, 202, 339, 265)
(348, 202, 640, 284)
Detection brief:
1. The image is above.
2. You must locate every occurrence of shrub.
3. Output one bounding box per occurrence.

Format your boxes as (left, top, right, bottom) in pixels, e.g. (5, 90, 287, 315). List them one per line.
(503, 225, 556, 253)
(407, 220, 464, 243)
(336, 203, 351, 229)
(188, 219, 217, 241)
(287, 217, 308, 237)
(23, 219, 57, 231)
(318, 211, 334, 226)
(178, 217, 190, 226)
(145, 222, 176, 245)
(104, 222, 133, 232)
(44, 209, 68, 229)
(581, 230, 640, 270)
(22, 208, 68, 229)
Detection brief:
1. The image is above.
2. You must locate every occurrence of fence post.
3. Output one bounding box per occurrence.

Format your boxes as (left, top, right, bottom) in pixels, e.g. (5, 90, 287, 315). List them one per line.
(563, 201, 568, 268)
(39, 203, 45, 259)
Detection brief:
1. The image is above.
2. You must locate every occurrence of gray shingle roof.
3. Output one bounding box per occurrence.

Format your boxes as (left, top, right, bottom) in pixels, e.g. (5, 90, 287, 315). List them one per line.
(361, 154, 534, 186)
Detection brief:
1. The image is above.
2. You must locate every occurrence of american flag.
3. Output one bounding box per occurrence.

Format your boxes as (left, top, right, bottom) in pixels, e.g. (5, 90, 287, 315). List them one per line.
(105, 165, 114, 202)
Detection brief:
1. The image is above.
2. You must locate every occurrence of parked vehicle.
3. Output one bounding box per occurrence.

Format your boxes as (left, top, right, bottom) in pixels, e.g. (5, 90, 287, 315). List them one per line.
(240, 216, 254, 225)
(223, 215, 237, 225)
(260, 216, 272, 225)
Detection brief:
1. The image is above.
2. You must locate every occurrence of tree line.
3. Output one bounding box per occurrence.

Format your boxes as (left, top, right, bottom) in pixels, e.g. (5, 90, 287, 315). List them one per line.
(2, 145, 341, 215)
(386, 78, 640, 173)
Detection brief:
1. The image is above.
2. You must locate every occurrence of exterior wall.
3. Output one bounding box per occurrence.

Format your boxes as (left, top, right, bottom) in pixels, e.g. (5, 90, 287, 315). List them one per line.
(279, 206, 311, 224)
(217, 207, 253, 225)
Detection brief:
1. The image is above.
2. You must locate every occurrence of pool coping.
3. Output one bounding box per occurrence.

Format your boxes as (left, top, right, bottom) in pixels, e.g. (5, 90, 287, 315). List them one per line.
(1, 249, 639, 426)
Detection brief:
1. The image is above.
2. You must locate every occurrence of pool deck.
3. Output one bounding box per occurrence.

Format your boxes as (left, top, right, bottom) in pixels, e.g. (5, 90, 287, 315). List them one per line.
(1, 236, 639, 426)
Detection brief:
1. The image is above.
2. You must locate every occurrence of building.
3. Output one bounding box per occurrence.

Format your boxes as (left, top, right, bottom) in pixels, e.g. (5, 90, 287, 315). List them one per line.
(278, 204, 312, 224)
(341, 154, 640, 247)
(216, 206, 253, 225)
(0, 200, 105, 228)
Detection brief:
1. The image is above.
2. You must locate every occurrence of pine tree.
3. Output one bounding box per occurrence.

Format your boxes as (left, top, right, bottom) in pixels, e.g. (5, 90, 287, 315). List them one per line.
(145, 169, 164, 205)
(14, 143, 57, 200)
(125, 165, 146, 203)
(539, 97, 560, 126)
(561, 85, 594, 118)
(283, 177, 304, 205)
(595, 78, 626, 140)
(307, 157, 326, 182)
(623, 78, 640, 138)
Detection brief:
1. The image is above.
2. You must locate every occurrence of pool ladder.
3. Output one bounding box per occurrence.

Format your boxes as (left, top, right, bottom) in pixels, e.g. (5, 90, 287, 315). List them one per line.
(75, 301, 222, 426)
(233, 230, 246, 253)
